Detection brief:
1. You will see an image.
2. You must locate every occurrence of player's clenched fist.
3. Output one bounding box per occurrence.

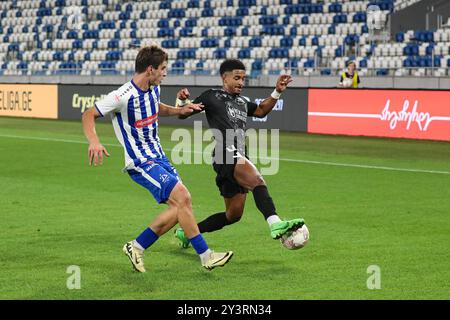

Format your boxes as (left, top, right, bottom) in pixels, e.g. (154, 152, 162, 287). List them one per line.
(88, 142, 110, 166)
(177, 88, 190, 100)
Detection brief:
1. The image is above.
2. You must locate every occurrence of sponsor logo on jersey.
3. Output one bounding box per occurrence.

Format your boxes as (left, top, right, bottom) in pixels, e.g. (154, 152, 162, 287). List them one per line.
(226, 101, 247, 122)
(134, 114, 158, 128)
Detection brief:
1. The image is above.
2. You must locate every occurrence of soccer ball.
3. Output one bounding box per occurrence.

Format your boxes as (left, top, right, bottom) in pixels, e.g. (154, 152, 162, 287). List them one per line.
(280, 225, 310, 250)
(342, 78, 353, 88)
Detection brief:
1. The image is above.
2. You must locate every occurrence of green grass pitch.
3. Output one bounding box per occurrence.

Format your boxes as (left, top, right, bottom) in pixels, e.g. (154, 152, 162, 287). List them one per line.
(0, 117, 449, 299)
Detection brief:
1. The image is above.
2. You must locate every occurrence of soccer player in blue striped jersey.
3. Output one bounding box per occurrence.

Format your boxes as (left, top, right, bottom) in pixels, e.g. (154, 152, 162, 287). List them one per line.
(82, 46, 233, 272)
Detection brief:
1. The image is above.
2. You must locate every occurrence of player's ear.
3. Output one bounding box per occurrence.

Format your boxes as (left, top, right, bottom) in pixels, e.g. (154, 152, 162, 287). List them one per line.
(146, 65, 153, 75)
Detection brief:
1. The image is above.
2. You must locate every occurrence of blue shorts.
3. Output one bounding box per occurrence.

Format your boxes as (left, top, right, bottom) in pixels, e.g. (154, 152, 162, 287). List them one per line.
(127, 158, 181, 204)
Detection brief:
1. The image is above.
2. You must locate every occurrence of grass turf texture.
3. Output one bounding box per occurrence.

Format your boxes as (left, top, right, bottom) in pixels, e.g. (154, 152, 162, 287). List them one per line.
(0, 117, 449, 300)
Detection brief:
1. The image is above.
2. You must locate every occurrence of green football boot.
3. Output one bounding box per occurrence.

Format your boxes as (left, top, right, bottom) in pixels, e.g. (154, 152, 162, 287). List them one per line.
(270, 218, 305, 239)
(174, 228, 190, 249)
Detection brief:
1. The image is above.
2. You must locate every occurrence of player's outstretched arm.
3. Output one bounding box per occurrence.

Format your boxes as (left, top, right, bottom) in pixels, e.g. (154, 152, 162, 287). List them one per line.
(159, 101, 204, 117)
(252, 75, 293, 118)
(82, 107, 110, 166)
(174, 88, 205, 119)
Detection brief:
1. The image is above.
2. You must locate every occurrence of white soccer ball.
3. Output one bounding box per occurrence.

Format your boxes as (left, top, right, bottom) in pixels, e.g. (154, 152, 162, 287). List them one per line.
(280, 224, 310, 250)
(342, 78, 353, 88)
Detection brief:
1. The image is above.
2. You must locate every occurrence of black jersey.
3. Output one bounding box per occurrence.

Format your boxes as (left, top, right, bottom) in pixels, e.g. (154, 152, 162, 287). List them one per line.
(193, 89, 258, 162)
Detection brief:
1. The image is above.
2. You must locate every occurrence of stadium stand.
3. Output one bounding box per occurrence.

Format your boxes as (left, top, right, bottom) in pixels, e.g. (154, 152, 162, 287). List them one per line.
(394, 0, 422, 12)
(0, 0, 448, 78)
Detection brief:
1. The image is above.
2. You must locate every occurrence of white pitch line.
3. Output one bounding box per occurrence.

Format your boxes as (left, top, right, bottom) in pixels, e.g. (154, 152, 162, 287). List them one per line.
(308, 112, 381, 119)
(274, 157, 450, 175)
(1, 133, 449, 176)
(0, 134, 119, 147)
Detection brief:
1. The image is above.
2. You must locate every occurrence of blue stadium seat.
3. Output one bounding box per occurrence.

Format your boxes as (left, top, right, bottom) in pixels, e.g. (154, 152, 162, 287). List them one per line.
(187, 0, 200, 8)
(177, 49, 196, 60)
(0, 0, 441, 77)
(249, 37, 262, 47)
(269, 48, 289, 58)
(281, 37, 293, 47)
(333, 14, 347, 24)
(238, 48, 251, 59)
(329, 3, 342, 13)
(200, 38, 219, 48)
(328, 25, 336, 35)
(185, 19, 197, 28)
(201, 8, 214, 17)
(170, 60, 185, 75)
(353, 12, 367, 23)
(214, 48, 227, 59)
(304, 59, 315, 68)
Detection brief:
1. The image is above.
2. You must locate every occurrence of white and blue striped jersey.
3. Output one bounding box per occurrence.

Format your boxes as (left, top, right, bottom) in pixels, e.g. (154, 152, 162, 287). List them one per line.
(94, 80, 166, 170)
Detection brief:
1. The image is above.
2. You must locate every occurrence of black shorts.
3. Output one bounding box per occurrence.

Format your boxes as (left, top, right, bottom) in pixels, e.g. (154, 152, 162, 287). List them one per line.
(212, 149, 248, 198)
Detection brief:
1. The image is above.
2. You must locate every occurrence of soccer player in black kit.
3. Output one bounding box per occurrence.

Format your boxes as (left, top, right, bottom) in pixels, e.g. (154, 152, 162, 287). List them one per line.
(174, 59, 305, 248)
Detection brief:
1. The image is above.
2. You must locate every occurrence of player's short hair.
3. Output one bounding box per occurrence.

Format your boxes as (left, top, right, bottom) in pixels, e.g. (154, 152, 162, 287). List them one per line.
(219, 59, 246, 76)
(347, 60, 356, 68)
(135, 45, 168, 73)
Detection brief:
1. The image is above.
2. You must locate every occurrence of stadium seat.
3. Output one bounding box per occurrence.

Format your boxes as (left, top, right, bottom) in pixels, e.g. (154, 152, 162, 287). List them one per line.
(0, 0, 445, 77)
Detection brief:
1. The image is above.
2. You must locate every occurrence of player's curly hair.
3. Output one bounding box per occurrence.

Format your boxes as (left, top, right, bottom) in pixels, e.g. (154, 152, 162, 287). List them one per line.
(135, 45, 168, 73)
(219, 59, 246, 76)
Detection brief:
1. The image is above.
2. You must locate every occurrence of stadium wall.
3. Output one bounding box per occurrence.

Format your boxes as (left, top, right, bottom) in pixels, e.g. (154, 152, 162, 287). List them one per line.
(1, 83, 449, 142)
(2, 75, 450, 90)
(308, 88, 450, 142)
(0, 83, 58, 119)
(58, 84, 309, 132)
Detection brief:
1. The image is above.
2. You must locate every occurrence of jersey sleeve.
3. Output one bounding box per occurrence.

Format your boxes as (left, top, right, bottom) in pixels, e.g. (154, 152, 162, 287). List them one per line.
(357, 75, 361, 84)
(192, 90, 211, 107)
(94, 90, 125, 117)
(247, 101, 258, 116)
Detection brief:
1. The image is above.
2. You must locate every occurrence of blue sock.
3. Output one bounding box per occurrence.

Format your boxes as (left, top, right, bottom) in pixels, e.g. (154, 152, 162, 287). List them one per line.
(135, 227, 159, 250)
(189, 234, 209, 255)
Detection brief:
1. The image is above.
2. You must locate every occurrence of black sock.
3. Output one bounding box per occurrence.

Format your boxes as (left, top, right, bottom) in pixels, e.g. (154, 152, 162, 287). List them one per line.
(252, 185, 277, 220)
(198, 212, 232, 233)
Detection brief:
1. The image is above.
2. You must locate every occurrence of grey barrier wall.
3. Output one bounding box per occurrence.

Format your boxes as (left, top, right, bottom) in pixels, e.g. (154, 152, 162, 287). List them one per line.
(58, 84, 116, 122)
(6, 75, 450, 89)
(58, 84, 309, 132)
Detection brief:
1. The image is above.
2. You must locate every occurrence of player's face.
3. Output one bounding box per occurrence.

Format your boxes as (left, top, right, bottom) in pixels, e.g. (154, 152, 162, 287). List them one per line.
(222, 70, 246, 94)
(148, 61, 168, 85)
(348, 63, 356, 74)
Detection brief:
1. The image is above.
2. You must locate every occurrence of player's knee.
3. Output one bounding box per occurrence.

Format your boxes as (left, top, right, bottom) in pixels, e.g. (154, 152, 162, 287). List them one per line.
(250, 175, 265, 189)
(227, 214, 242, 224)
(178, 189, 192, 209)
(171, 185, 192, 209)
(226, 207, 244, 224)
